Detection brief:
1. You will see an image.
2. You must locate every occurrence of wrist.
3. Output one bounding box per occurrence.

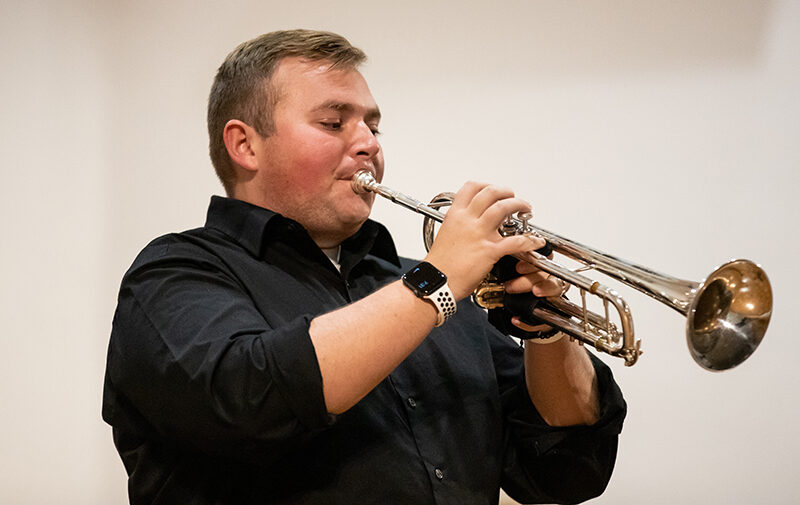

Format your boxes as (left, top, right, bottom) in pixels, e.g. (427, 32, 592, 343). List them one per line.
(402, 261, 457, 326)
(525, 330, 565, 345)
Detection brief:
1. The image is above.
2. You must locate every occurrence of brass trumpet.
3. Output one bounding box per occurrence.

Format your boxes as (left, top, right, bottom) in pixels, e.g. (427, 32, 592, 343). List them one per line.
(352, 170, 772, 370)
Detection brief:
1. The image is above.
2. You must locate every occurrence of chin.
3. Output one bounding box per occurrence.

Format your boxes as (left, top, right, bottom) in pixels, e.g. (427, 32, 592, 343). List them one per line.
(327, 192, 373, 231)
(340, 209, 371, 228)
(337, 208, 372, 234)
(350, 194, 375, 218)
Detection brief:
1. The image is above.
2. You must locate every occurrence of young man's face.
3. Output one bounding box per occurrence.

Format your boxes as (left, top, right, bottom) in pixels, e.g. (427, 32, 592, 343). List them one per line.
(251, 57, 384, 247)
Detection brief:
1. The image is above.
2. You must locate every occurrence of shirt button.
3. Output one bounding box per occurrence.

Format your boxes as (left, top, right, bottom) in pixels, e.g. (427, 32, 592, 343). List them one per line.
(434, 468, 444, 480)
(407, 397, 417, 408)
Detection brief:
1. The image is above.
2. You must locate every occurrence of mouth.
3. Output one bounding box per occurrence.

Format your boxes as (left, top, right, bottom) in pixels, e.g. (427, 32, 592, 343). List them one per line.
(340, 164, 377, 193)
(341, 164, 376, 180)
(350, 167, 384, 196)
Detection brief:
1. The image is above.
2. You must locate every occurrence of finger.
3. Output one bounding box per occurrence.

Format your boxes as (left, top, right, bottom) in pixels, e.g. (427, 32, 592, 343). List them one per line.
(495, 234, 540, 258)
(504, 271, 563, 297)
(481, 197, 532, 230)
(511, 317, 552, 333)
(516, 259, 547, 275)
(531, 277, 562, 297)
(504, 271, 549, 294)
(528, 235, 548, 251)
(468, 185, 516, 217)
(506, 274, 562, 297)
(450, 181, 490, 211)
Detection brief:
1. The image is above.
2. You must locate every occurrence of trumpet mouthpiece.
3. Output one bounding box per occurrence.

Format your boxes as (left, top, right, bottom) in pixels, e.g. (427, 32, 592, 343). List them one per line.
(352, 170, 377, 194)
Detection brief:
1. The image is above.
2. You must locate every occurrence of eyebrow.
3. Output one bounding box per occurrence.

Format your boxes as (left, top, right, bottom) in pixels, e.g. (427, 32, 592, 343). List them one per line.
(312, 100, 382, 122)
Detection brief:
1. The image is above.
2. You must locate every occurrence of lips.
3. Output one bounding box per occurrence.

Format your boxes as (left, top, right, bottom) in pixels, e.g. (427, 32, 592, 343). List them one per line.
(339, 164, 377, 182)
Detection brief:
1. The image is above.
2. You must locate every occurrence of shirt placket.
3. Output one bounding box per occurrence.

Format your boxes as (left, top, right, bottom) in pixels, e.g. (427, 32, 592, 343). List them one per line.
(387, 372, 450, 504)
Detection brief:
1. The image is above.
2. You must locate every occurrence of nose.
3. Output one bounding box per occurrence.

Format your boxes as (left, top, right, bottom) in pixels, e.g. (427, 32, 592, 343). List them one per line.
(350, 121, 380, 160)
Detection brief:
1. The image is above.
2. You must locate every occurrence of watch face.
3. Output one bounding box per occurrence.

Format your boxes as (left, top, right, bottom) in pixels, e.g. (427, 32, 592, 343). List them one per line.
(403, 262, 447, 296)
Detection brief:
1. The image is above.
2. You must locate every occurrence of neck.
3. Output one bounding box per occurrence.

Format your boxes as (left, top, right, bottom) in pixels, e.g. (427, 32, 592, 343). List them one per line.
(307, 227, 354, 249)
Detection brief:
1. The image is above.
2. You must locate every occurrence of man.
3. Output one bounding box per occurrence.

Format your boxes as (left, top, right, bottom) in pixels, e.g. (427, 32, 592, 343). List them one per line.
(103, 30, 625, 504)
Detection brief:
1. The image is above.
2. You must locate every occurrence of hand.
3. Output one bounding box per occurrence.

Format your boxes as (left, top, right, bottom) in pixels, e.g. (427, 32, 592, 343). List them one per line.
(505, 259, 567, 333)
(423, 182, 539, 300)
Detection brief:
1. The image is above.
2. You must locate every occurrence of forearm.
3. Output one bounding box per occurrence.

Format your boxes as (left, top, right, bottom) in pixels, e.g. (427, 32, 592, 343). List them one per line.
(309, 279, 438, 414)
(524, 336, 600, 426)
(311, 183, 544, 415)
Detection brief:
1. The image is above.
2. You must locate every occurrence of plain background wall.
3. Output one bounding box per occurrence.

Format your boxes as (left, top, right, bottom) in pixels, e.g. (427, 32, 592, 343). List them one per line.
(1, 1, 797, 503)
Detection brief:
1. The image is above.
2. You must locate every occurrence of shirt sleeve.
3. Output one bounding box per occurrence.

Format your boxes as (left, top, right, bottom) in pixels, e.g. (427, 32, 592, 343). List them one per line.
(487, 325, 627, 504)
(104, 239, 334, 466)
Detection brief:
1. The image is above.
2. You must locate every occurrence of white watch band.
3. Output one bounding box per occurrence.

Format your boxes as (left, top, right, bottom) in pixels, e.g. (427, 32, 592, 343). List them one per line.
(427, 282, 456, 327)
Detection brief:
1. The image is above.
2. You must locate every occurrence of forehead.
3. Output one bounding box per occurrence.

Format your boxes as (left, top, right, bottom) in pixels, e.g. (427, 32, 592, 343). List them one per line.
(270, 57, 379, 114)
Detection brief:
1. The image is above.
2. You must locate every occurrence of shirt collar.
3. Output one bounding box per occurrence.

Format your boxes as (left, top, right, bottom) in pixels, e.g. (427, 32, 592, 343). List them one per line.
(204, 196, 401, 268)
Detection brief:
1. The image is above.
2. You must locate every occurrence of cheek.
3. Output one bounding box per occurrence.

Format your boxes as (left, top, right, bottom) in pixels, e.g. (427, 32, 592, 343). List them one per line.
(291, 135, 343, 179)
(374, 151, 386, 181)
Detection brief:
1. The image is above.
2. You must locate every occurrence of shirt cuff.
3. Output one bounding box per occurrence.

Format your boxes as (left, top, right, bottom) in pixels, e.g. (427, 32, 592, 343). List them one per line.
(507, 351, 627, 454)
(262, 315, 335, 431)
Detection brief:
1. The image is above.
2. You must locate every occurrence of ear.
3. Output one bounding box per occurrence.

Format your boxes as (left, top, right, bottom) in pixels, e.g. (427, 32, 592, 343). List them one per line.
(223, 119, 261, 172)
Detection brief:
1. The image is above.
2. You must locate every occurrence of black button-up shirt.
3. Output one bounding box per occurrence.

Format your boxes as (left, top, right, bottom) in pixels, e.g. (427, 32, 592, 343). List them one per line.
(103, 196, 626, 505)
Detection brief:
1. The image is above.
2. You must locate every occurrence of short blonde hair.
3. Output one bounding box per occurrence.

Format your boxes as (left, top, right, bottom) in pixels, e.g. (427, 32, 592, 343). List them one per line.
(207, 30, 367, 194)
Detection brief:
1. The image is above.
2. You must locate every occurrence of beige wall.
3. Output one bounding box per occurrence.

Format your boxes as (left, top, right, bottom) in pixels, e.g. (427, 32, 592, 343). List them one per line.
(1, 1, 797, 503)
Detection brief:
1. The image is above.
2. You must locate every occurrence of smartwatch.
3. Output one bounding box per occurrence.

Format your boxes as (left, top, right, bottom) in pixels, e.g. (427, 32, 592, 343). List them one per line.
(402, 261, 456, 327)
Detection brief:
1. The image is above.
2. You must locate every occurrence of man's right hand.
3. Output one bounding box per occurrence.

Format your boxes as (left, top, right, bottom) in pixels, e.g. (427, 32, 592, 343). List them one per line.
(423, 181, 543, 301)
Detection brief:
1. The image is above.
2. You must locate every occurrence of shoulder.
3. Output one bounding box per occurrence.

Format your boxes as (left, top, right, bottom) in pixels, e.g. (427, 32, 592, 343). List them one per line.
(122, 226, 242, 285)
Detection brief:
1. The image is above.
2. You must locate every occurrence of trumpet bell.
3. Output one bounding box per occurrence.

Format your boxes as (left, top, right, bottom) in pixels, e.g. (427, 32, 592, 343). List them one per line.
(687, 260, 772, 371)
